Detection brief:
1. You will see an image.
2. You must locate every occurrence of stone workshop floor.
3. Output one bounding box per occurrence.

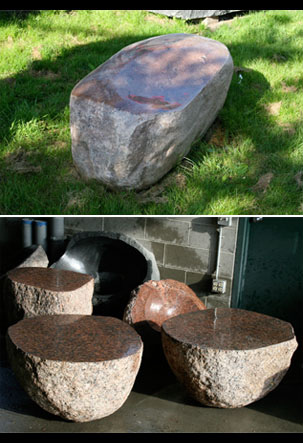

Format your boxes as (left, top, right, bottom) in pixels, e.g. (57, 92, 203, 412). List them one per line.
(0, 334, 302, 433)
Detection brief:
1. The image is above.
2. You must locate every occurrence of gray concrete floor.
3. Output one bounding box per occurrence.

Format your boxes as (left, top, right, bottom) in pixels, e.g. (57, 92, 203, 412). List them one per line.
(0, 335, 302, 433)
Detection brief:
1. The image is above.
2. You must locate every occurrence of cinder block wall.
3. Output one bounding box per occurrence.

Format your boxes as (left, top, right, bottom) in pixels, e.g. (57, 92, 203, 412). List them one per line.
(64, 217, 239, 308)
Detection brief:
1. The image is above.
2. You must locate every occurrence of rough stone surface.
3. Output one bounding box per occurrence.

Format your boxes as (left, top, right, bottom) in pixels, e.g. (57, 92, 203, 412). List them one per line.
(6, 315, 143, 422)
(124, 279, 206, 333)
(161, 308, 298, 408)
(148, 10, 243, 20)
(70, 33, 233, 190)
(0, 246, 49, 332)
(3, 267, 94, 327)
(15, 245, 49, 269)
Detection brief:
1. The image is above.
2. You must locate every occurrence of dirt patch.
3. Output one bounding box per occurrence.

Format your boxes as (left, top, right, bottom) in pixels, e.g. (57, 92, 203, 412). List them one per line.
(251, 172, 274, 193)
(5, 148, 41, 174)
(263, 101, 282, 116)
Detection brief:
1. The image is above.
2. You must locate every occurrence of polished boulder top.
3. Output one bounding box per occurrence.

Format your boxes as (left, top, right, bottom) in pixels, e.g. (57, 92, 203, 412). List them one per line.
(124, 279, 206, 332)
(7, 267, 93, 292)
(71, 33, 231, 114)
(7, 315, 142, 362)
(161, 308, 296, 350)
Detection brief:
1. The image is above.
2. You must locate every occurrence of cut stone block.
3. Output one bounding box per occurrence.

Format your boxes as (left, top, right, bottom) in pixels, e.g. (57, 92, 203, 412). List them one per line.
(3, 267, 94, 327)
(70, 33, 233, 190)
(161, 308, 298, 408)
(6, 315, 143, 422)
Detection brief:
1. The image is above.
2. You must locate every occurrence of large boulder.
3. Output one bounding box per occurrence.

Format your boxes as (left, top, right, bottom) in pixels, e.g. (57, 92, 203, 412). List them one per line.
(70, 33, 233, 190)
(161, 308, 298, 408)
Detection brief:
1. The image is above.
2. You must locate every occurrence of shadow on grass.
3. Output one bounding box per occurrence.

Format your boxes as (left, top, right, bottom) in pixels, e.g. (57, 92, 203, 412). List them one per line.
(0, 11, 302, 214)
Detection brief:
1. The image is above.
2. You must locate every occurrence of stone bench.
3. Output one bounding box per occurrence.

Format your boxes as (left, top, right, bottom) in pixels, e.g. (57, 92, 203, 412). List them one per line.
(3, 267, 94, 327)
(161, 308, 298, 408)
(6, 314, 143, 422)
(70, 33, 233, 190)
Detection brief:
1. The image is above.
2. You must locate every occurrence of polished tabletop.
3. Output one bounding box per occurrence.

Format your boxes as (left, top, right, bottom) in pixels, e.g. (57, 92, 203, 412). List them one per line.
(72, 33, 231, 114)
(7, 315, 142, 362)
(7, 267, 93, 292)
(161, 308, 296, 350)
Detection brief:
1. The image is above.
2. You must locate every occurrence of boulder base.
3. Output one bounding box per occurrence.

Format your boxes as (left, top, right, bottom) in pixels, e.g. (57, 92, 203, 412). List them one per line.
(70, 33, 233, 190)
(161, 308, 298, 408)
(6, 315, 143, 422)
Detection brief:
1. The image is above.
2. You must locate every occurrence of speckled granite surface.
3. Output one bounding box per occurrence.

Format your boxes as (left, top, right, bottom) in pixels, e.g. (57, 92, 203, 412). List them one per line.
(7, 267, 92, 292)
(3, 267, 94, 327)
(7, 314, 143, 362)
(6, 315, 143, 422)
(161, 308, 298, 408)
(162, 307, 296, 350)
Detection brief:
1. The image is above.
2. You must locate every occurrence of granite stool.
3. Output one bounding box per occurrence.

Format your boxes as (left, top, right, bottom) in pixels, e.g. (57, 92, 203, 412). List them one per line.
(6, 314, 143, 422)
(3, 267, 94, 327)
(0, 245, 49, 333)
(70, 33, 233, 190)
(161, 308, 298, 408)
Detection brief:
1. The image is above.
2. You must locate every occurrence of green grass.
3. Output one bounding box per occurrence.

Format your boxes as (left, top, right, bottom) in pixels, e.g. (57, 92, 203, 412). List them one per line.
(1, 9, 303, 215)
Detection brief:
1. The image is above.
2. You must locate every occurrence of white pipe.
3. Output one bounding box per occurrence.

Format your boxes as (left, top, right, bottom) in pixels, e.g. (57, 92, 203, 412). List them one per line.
(34, 220, 48, 251)
(215, 226, 223, 280)
(50, 217, 65, 240)
(22, 218, 33, 248)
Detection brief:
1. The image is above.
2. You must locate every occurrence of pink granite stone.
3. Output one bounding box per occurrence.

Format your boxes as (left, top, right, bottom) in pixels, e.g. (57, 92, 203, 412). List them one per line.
(70, 33, 233, 190)
(6, 315, 143, 422)
(161, 308, 298, 408)
(3, 267, 94, 327)
(123, 279, 206, 336)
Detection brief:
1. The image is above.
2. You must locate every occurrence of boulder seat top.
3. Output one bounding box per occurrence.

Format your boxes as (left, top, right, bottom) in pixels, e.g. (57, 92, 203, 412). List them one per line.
(162, 308, 297, 351)
(7, 314, 143, 362)
(71, 33, 232, 115)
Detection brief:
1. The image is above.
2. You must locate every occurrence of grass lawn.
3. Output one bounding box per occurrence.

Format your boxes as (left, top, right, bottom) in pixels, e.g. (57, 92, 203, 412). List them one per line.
(0, 9, 303, 215)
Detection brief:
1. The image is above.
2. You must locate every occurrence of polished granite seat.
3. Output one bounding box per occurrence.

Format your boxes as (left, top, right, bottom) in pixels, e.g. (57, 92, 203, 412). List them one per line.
(6, 314, 143, 422)
(161, 308, 298, 408)
(70, 33, 233, 190)
(3, 267, 94, 327)
(123, 279, 206, 344)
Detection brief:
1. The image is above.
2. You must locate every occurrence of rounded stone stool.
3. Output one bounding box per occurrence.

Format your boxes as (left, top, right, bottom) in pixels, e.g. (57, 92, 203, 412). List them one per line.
(161, 308, 298, 408)
(3, 267, 94, 327)
(6, 314, 143, 422)
(124, 279, 206, 334)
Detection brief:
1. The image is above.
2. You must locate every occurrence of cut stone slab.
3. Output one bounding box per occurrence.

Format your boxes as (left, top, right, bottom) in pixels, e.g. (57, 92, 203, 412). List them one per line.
(148, 10, 243, 20)
(6, 315, 143, 422)
(3, 267, 94, 327)
(70, 33, 233, 190)
(161, 308, 298, 408)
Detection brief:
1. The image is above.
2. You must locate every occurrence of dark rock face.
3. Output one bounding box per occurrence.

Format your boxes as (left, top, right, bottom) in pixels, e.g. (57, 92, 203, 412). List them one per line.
(70, 33, 233, 190)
